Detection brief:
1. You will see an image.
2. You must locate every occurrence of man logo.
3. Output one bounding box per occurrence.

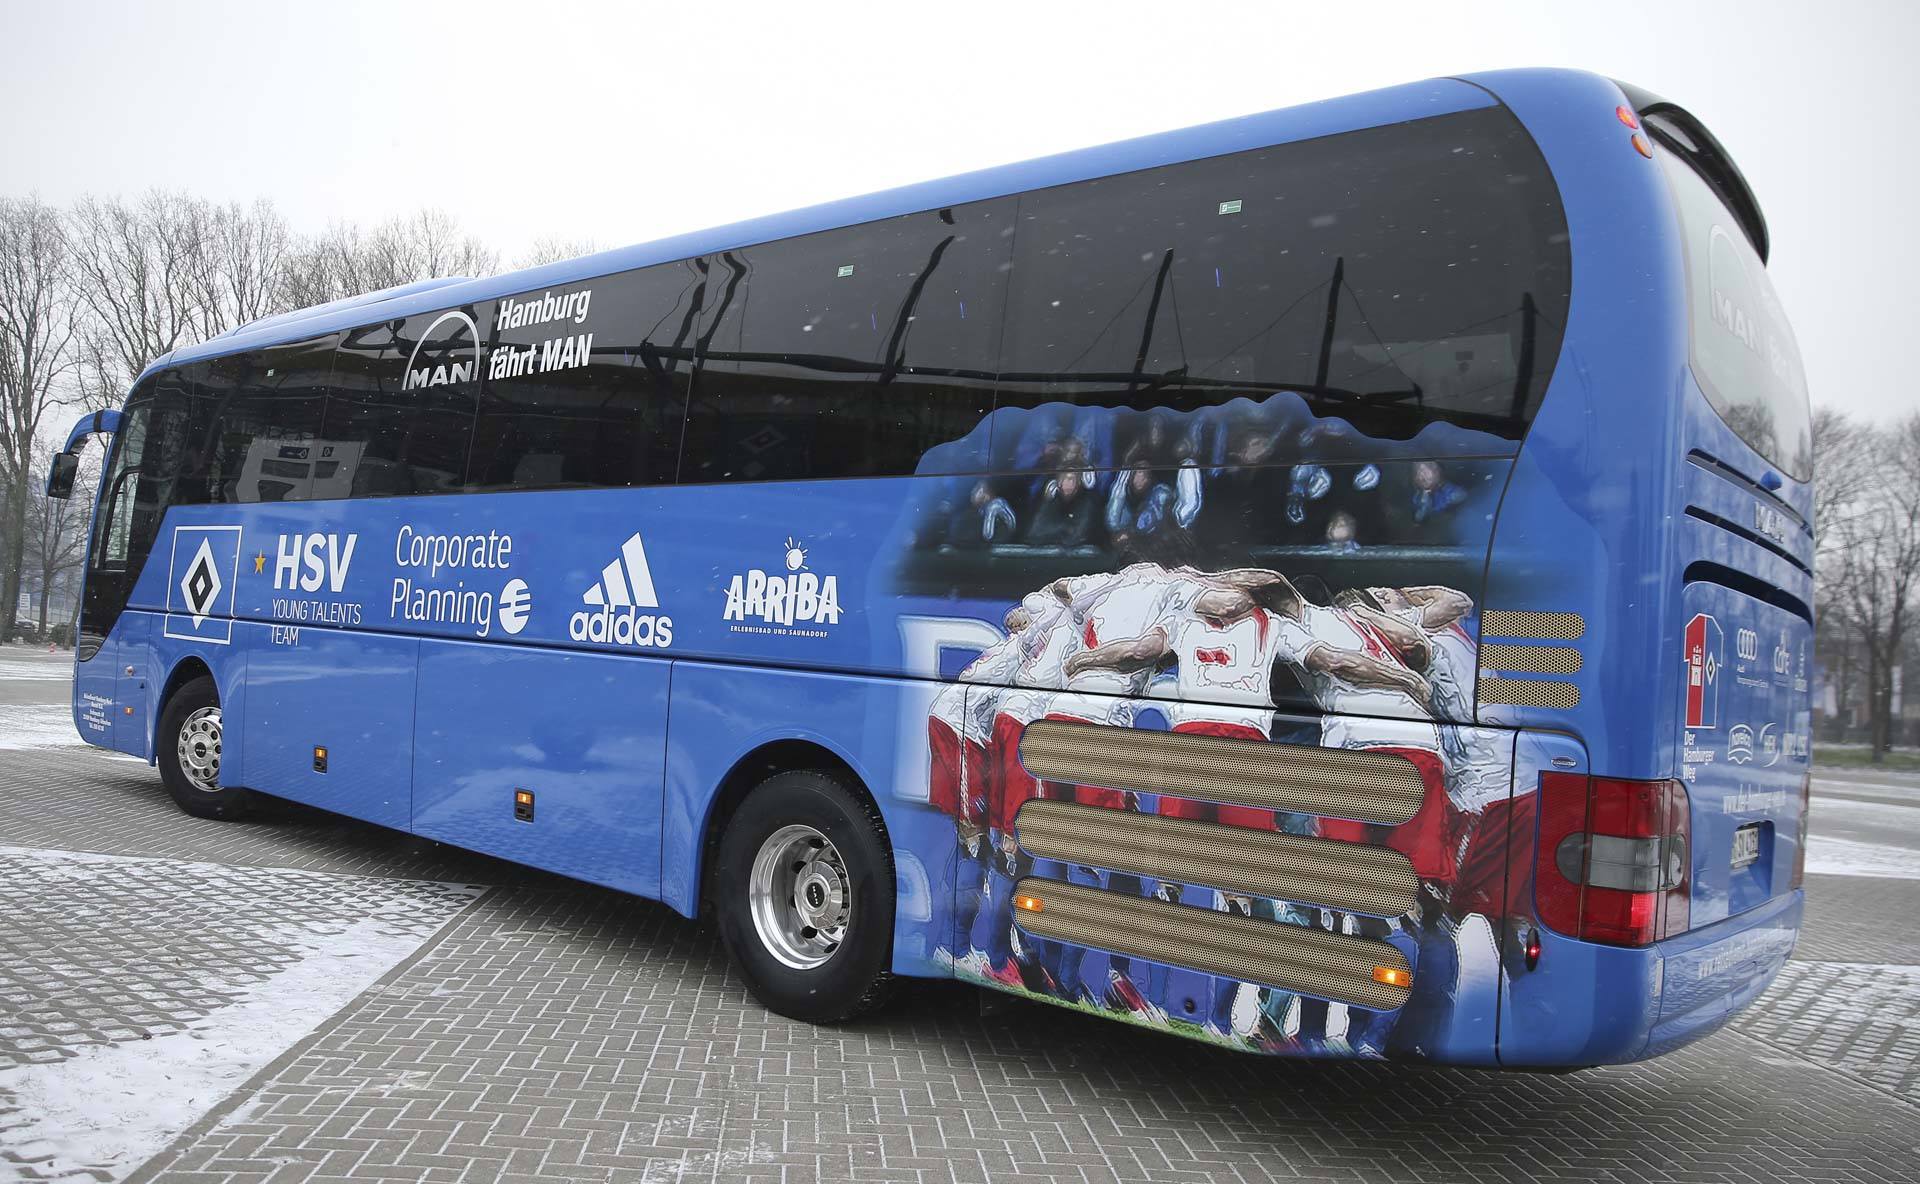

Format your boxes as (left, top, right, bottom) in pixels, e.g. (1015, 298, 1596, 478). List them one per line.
(404, 309, 482, 390)
(498, 578, 532, 635)
(163, 525, 242, 645)
(571, 533, 673, 648)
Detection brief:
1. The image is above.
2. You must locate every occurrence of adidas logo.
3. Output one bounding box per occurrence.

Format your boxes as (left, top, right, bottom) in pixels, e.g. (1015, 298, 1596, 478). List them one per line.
(569, 532, 674, 648)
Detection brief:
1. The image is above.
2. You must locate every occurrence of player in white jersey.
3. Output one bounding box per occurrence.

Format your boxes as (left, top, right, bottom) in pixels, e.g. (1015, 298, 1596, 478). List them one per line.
(1356, 585, 1525, 925)
(1063, 570, 1306, 1032)
(1363, 585, 1472, 712)
(968, 592, 1095, 989)
(1047, 566, 1222, 804)
(932, 601, 1046, 974)
(1346, 584, 1526, 1059)
(1014, 564, 1226, 1012)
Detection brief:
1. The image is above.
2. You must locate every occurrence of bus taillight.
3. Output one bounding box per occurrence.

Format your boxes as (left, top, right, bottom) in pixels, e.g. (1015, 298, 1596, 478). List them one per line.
(1536, 773, 1691, 947)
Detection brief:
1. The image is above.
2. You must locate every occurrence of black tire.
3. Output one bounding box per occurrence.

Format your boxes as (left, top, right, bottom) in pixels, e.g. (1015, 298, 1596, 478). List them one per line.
(712, 770, 896, 1023)
(157, 675, 251, 820)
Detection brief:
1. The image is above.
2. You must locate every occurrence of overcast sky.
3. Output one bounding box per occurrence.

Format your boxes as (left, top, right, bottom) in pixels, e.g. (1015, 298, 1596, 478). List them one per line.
(3, 0, 1914, 423)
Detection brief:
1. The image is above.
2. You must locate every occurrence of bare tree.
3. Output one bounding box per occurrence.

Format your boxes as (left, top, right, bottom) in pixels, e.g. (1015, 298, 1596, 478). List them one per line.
(65, 190, 208, 383)
(1818, 411, 1920, 761)
(24, 438, 92, 637)
(0, 196, 78, 641)
(280, 210, 498, 308)
(514, 235, 600, 270)
(191, 198, 295, 332)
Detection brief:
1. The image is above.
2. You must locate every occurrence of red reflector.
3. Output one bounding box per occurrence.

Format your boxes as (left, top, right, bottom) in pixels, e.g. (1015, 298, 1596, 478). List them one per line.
(1616, 104, 1640, 130)
(1535, 773, 1690, 947)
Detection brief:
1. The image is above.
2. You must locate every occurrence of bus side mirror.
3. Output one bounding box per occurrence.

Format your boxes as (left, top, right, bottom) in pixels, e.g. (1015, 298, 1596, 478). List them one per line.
(45, 451, 79, 500)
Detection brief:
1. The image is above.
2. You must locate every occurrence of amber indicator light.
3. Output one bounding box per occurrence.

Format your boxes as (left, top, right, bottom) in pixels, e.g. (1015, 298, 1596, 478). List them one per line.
(1372, 965, 1412, 988)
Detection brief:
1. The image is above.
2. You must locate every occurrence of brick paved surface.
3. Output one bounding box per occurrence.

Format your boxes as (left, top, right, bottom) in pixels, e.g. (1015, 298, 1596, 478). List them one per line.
(2, 726, 1918, 1182)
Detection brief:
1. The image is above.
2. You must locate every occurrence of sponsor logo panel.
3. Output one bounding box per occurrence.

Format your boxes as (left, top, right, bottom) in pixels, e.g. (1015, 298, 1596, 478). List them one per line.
(1683, 613, 1721, 729)
(723, 536, 842, 638)
(389, 525, 520, 639)
(572, 531, 672, 648)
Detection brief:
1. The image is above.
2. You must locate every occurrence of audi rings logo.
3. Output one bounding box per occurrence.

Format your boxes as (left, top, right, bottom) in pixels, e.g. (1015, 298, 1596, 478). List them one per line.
(404, 309, 481, 390)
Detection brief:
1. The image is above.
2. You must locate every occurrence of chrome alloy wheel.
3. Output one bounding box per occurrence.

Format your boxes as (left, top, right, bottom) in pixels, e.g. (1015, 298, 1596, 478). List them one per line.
(176, 705, 223, 791)
(749, 823, 852, 970)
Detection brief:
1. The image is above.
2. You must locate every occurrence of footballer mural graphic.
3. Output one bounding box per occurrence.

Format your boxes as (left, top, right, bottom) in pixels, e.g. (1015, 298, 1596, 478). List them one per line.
(897, 393, 1537, 1057)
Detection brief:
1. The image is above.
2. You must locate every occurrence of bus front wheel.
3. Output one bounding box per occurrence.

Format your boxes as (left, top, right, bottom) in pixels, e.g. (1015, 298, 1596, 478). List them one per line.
(157, 675, 252, 821)
(713, 770, 896, 1023)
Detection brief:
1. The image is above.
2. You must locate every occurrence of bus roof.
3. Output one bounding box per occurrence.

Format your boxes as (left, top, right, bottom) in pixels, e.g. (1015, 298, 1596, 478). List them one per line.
(144, 71, 1571, 383)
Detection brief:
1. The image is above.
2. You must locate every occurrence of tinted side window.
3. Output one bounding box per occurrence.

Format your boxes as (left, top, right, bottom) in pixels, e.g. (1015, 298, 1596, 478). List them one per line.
(131, 366, 197, 546)
(80, 391, 152, 656)
(175, 336, 336, 504)
(993, 106, 1571, 468)
(325, 310, 480, 497)
(468, 264, 701, 491)
(683, 199, 1011, 482)
(1655, 142, 1810, 480)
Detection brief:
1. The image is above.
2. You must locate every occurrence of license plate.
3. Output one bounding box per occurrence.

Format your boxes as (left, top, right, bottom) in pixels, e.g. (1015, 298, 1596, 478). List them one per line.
(1731, 823, 1762, 870)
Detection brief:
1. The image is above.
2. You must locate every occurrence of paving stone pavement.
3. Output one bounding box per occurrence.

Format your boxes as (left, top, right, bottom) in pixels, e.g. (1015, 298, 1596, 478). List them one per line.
(1, 743, 1917, 1184)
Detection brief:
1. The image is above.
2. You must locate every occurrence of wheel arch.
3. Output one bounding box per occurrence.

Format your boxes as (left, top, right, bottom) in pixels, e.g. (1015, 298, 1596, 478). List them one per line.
(158, 655, 216, 716)
(695, 737, 887, 919)
(154, 654, 219, 761)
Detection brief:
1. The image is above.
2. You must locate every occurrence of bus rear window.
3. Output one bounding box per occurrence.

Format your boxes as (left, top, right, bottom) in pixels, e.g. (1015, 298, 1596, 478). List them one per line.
(1656, 143, 1811, 480)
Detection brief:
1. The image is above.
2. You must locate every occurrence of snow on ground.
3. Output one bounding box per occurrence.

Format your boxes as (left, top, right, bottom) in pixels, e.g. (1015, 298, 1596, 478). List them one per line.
(1812, 776, 1920, 803)
(1804, 835, 1920, 880)
(0, 656, 75, 682)
(0, 703, 82, 750)
(0, 846, 487, 1183)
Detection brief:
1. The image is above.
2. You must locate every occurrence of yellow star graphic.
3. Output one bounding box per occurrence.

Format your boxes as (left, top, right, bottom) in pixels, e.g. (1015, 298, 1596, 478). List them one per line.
(253, 552, 266, 574)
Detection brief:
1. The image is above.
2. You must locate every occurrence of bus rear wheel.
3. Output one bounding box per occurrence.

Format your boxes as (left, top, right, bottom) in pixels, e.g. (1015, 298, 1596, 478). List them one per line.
(157, 675, 252, 820)
(713, 770, 896, 1023)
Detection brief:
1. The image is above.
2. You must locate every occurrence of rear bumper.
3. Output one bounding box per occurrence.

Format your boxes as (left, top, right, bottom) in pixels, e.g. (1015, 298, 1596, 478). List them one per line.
(1499, 889, 1802, 1066)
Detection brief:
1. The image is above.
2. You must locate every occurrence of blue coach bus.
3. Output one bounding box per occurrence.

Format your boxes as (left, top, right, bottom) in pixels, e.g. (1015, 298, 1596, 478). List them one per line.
(48, 68, 1812, 1066)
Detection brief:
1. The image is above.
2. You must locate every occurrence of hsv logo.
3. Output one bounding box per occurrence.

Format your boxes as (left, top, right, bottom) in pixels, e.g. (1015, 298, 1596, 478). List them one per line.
(571, 532, 673, 648)
(1684, 613, 1723, 729)
(274, 533, 358, 592)
(181, 540, 222, 624)
(163, 525, 242, 644)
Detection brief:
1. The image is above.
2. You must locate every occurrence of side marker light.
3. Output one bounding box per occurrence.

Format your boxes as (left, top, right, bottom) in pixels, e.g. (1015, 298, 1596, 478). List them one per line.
(1632, 133, 1653, 159)
(1014, 893, 1045, 914)
(1372, 965, 1412, 988)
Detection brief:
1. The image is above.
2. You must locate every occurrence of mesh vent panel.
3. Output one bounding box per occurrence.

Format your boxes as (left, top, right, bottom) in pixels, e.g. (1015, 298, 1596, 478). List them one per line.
(1481, 610, 1585, 640)
(1480, 643, 1583, 674)
(1016, 799, 1418, 916)
(1013, 878, 1413, 1011)
(1019, 720, 1424, 825)
(1479, 677, 1580, 709)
